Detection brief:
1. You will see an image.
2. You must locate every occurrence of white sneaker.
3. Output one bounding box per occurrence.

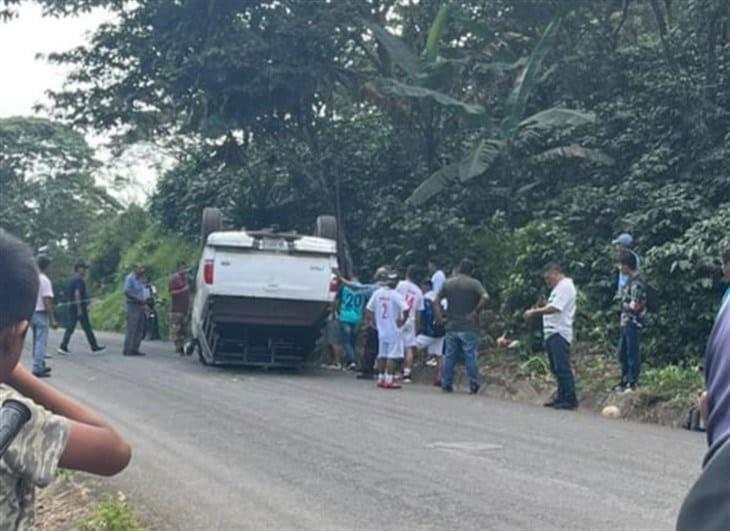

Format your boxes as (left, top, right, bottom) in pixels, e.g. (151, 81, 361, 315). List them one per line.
(426, 358, 437, 367)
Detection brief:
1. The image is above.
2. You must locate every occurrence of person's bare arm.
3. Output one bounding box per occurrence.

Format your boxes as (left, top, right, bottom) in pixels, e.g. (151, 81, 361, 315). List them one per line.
(467, 292, 490, 323)
(43, 296, 57, 328)
(524, 305, 560, 320)
(434, 294, 445, 324)
(74, 288, 82, 316)
(7, 365, 131, 476)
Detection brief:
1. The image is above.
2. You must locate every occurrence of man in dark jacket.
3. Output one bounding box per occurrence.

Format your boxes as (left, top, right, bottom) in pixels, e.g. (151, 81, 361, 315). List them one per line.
(58, 261, 105, 355)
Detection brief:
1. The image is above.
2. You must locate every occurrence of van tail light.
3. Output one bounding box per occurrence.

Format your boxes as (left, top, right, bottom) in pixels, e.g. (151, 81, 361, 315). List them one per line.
(204, 259, 214, 285)
(329, 275, 339, 293)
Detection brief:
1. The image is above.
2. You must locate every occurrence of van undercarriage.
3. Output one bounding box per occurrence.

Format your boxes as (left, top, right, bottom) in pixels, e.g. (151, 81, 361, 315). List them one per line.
(196, 295, 329, 367)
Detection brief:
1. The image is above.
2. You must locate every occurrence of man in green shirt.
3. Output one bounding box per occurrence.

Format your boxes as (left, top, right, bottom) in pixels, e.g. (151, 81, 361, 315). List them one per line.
(435, 258, 490, 394)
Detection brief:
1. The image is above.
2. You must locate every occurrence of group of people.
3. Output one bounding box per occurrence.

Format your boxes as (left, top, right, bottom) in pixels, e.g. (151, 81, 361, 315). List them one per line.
(27, 256, 193, 379)
(326, 232, 675, 411)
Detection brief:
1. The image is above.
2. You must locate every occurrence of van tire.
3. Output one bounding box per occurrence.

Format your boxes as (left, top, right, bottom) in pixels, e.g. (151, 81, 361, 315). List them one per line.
(201, 207, 223, 244)
(314, 215, 337, 241)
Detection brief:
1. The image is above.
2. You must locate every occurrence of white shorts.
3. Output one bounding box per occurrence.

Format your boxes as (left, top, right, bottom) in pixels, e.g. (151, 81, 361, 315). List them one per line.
(377, 337, 405, 360)
(415, 335, 445, 356)
(402, 322, 417, 348)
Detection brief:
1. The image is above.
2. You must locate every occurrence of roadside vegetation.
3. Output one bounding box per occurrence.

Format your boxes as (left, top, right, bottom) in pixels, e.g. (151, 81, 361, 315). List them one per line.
(82, 495, 146, 531)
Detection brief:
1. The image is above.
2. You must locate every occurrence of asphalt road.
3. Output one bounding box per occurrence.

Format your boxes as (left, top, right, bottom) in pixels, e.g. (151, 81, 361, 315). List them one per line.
(26, 331, 705, 531)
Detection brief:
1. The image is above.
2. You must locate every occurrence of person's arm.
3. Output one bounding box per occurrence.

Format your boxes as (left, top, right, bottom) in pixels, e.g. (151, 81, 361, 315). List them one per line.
(7, 365, 131, 476)
(74, 286, 82, 317)
(524, 304, 560, 320)
(434, 292, 445, 325)
(169, 277, 189, 296)
(467, 291, 490, 323)
(43, 296, 57, 329)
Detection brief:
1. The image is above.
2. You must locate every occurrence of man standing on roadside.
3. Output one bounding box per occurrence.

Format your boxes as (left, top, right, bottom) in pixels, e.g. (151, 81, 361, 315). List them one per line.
(524, 263, 578, 410)
(169, 261, 191, 355)
(58, 261, 105, 355)
(341, 266, 388, 380)
(335, 268, 367, 371)
(615, 251, 647, 392)
(612, 233, 640, 294)
(428, 257, 447, 297)
(435, 258, 489, 394)
(123, 264, 147, 357)
(366, 270, 409, 389)
(31, 255, 57, 377)
(397, 265, 425, 383)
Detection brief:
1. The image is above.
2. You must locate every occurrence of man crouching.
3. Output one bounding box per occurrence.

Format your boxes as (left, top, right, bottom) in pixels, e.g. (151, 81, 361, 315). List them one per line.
(0, 231, 131, 529)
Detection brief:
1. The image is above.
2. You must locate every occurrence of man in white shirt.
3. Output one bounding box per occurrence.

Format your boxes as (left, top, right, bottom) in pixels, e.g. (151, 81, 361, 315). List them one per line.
(396, 265, 425, 383)
(31, 255, 57, 378)
(428, 258, 446, 296)
(524, 262, 578, 410)
(366, 271, 409, 389)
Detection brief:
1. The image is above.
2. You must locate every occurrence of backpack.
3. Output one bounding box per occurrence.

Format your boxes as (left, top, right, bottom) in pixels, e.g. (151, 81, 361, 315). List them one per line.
(645, 280, 659, 313)
(421, 298, 446, 338)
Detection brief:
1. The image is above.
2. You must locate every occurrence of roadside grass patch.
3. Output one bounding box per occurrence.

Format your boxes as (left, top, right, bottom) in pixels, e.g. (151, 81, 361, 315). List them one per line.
(640, 364, 704, 403)
(82, 494, 145, 531)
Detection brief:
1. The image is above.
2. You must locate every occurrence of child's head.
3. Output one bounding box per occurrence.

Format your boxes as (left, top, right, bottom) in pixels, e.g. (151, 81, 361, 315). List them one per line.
(0, 231, 39, 381)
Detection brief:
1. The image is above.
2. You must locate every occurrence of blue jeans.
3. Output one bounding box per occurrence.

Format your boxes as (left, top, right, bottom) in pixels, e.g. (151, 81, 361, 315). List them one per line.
(340, 322, 359, 365)
(619, 322, 641, 386)
(545, 334, 577, 403)
(31, 312, 50, 373)
(442, 331, 480, 391)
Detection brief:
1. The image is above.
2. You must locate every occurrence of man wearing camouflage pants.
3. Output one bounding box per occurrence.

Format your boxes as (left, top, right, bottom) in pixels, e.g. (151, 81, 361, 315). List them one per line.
(168, 261, 191, 355)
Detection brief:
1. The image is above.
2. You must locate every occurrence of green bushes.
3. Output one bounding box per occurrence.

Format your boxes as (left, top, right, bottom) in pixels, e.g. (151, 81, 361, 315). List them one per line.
(89, 223, 198, 339)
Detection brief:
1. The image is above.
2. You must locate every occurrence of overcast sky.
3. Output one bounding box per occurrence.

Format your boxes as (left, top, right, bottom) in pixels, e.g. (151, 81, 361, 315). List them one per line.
(0, 4, 110, 117)
(0, 5, 164, 205)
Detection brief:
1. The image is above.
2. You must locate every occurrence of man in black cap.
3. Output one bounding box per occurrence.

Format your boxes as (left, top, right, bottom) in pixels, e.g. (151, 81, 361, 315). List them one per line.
(58, 261, 105, 355)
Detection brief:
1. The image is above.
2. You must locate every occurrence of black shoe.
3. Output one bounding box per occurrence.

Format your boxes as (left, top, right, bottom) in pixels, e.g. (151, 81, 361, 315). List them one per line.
(123, 351, 145, 356)
(356, 373, 374, 380)
(175, 347, 184, 355)
(442, 386, 453, 393)
(612, 380, 627, 392)
(470, 385, 481, 395)
(33, 367, 52, 378)
(552, 400, 579, 410)
(92, 345, 106, 353)
(543, 391, 559, 407)
(57, 347, 70, 355)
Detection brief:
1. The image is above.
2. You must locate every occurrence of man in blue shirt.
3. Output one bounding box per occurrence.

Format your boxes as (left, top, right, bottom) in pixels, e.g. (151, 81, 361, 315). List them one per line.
(335, 269, 368, 371)
(123, 264, 147, 356)
(612, 233, 641, 294)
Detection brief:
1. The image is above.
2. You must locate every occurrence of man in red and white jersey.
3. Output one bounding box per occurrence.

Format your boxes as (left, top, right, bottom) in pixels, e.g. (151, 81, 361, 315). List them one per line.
(366, 270, 409, 389)
(396, 265, 424, 383)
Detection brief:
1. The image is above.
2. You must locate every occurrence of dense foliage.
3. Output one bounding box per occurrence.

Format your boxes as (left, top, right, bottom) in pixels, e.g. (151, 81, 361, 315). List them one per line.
(10, 0, 730, 362)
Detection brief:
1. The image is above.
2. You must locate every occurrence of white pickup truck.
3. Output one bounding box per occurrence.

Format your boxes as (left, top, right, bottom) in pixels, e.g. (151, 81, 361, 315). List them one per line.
(191, 208, 339, 367)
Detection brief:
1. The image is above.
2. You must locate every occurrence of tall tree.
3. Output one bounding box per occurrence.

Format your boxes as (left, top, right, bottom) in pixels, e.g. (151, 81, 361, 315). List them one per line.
(0, 117, 120, 251)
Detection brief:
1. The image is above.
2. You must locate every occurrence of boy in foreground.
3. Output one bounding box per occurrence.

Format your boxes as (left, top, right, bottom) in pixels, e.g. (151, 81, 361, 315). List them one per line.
(0, 231, 131, 529)
(366, 271, 408, 389)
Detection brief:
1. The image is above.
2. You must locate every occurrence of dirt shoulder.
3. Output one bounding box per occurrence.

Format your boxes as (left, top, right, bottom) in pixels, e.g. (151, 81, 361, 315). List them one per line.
(37, 472, 145, 531)
(412, 342, 704, 429)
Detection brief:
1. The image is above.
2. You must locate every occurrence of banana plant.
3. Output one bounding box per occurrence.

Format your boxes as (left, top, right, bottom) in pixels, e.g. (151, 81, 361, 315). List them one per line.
(406, 16, 612, 207)
(364, 5, 483, 115)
